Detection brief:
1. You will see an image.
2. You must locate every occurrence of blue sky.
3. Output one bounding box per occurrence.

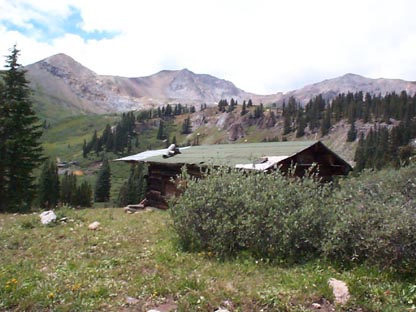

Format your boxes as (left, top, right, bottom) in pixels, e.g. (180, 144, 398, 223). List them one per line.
(1, 0, 416, 94)
(1, 5, 117, 42)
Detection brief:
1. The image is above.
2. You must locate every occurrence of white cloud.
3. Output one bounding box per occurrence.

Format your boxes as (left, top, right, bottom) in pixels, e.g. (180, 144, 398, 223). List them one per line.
(1, 0, 416, 93)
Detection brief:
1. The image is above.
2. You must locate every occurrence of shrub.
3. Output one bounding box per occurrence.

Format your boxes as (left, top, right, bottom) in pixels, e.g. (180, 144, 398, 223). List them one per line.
(322, 166, 416, 274)
(170, 164, 416, 274)
(170, 166, 333, 262)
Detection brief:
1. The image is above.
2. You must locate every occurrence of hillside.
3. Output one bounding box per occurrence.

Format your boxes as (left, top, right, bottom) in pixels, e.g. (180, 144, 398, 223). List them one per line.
(26, 54, 275, 119)
(25, 54, 416, 122)
(285, 73, 416, 104)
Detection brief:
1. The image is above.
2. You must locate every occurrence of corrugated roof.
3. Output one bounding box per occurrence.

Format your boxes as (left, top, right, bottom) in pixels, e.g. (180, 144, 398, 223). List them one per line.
(116, 141, 318, 167)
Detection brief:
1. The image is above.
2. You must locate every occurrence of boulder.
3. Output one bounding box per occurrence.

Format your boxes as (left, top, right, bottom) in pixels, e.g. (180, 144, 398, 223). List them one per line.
(88, 221, 100, 230)
(328, 278, 350, 304)
(39, 210, 57, 225)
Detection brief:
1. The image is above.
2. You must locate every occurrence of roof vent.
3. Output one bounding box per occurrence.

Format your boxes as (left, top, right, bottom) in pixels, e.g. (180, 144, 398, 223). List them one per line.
(163, 144, 181, 158)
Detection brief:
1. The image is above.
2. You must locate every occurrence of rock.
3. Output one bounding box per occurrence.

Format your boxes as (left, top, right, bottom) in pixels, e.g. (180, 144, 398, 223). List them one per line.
(88, 221, 100, 230)
(125, 296, 139, 305)
(39, 210, 57, 225)
(215, 308, 230, 312)
(328, 278, 350, 304)
(311, 302, 321, 309)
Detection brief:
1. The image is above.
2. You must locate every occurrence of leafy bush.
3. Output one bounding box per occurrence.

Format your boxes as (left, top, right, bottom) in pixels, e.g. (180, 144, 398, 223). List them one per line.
(170, 164, 416, 274)
(322, 166, 416, 274)
(170, 166, 333, 262)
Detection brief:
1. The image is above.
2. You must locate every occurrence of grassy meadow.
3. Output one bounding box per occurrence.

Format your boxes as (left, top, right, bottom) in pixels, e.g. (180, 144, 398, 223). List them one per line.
(0, 207, 414, 311)
(7, 110, 411, 311)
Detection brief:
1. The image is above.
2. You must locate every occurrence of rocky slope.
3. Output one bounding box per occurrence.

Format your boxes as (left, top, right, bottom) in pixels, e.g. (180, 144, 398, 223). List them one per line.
(25, 54, 416, 118)
(26, 54, 275, 115)
(284, 73, 416, 104)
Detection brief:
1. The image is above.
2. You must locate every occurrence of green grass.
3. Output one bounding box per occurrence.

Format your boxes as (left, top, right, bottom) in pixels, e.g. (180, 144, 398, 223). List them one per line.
(0, 208, 413, 311)
(41, 114, 120, 162)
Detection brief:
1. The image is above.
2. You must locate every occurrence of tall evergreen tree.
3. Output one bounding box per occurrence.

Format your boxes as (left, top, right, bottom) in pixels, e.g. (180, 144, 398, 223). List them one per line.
(60, 173, 77, 206)
(94, 157, 111, 202)
(346, 121, 357, 142)
(37, 159, 60, 209)
(0, 46, 43, 212)
(320, 105, 331, 136)
(181, 115, 192, 134)
(117, 163, 147, 206)
(241, 100, 247, 116)
(156, 120, 164, 140)
(295, 106, 306, 138)
(76, 181, 92, 207)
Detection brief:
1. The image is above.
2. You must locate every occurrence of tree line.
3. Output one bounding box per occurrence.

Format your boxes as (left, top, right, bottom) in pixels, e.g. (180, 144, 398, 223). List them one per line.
(354, 120, 416, 171)
(38, 159, 93, 208)
(274, 92, 416, 170)
(83, 112, 137, 156)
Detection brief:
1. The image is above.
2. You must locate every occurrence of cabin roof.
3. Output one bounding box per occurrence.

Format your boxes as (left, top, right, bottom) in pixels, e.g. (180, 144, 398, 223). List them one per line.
(115, 140, 351, 171)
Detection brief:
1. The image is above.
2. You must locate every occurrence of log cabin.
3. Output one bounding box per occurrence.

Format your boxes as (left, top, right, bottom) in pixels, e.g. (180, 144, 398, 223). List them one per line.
(116, 141, 352, 209)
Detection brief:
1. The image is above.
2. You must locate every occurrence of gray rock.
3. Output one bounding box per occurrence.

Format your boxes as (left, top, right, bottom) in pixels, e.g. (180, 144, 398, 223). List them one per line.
(39, 210, 57, 225)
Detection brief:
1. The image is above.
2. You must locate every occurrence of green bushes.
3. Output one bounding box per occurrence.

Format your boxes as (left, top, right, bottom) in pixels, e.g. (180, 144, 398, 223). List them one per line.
(170, 167, 333, 263)
(322, 166, 416, 274)
(170, 165, 416, 274)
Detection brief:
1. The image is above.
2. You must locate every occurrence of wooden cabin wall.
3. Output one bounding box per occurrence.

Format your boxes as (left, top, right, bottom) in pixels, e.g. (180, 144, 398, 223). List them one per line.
(145, 163, 205, 208)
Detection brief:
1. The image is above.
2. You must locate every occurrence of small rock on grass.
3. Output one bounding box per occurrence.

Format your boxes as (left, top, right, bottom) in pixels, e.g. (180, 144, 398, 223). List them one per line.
(40, 210, 57, 225)
(125, 296, 139, 305)
(328, 278, 350, 304)
(88, 221, 100, 230)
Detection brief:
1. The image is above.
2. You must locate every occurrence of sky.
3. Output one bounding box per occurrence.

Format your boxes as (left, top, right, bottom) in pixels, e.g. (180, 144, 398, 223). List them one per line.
(1, 0, 416, 94)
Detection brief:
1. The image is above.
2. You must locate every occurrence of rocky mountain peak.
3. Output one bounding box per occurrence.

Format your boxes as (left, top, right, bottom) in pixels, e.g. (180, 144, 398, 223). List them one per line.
(24, 53, 416, 118)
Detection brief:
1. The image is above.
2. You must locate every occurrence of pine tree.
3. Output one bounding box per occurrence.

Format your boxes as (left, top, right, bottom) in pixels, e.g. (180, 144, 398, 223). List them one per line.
(296, 106, 306, 138)
(320, 105, 331, 137)
(0, 46, 43, 212)
(282, 103, 292, 135)
(94, 157, 111, 202)
(117, 163, 147, 206)
(181, 115, 192, 134)
(82, 139, 88, 158)
(156, 120, 164, 140)
(37, 159, 60, 209)
(60, 173, 77, 206)
(241, 101, 247, 116)
(76, 181, 92, 207)
(354, 132, 366, 172)
(346, 121, 357, 142)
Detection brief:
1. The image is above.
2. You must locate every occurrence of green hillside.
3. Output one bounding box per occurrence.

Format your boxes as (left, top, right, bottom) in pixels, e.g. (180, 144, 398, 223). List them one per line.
(30, 90, 89, 123)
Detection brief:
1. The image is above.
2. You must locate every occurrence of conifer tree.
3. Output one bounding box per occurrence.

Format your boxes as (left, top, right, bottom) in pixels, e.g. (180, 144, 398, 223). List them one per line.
(117, 163, 147, 206)
(76, 181, 92, 207)
(282, 103, 292, 135)
(0, 46, 43, 212)
(241, 101, 247, 116)
(94, 157, 111, 202)
(320, 105, 331, 136)
(156, 120, 164, 140)
(354, 132, 366, 172)
(37, 159, 60, 209)
(296, 106, 306, 138)
(346, 121, 357, 142)
(181, 115, 192, 134)
(60, 173, 77, 206)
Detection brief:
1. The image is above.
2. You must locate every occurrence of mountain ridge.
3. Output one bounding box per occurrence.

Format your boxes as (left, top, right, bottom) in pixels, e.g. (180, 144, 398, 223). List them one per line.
(25, 53, 416, 119)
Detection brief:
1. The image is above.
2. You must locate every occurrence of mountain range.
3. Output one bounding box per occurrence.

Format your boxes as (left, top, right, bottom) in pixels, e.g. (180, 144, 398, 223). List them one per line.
(25, 53, 416, 119)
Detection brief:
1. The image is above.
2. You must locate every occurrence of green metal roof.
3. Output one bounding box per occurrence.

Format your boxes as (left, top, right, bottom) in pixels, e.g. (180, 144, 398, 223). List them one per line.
(118, 141, 319, 167)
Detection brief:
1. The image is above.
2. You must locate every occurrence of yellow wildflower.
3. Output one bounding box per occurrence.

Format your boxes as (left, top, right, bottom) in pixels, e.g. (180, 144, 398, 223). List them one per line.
(71, 283, 81, 291)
